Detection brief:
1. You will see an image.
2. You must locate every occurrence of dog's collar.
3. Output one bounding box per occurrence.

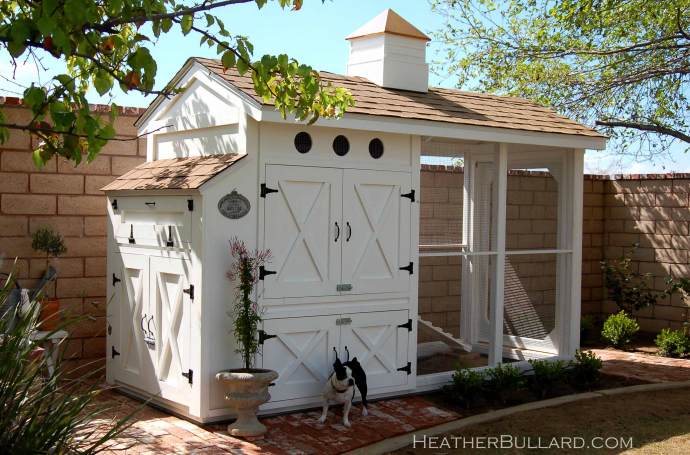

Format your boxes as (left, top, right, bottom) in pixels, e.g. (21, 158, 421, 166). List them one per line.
(331, 374, 350, 394)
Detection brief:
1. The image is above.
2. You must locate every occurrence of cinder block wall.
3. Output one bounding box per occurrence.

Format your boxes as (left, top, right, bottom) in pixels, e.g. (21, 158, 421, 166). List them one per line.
(0, 98, 146, 374)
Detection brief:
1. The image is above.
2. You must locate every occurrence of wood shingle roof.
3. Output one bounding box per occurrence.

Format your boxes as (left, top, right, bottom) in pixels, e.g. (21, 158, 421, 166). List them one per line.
(194, 57, 605, 139)
(102, 154, 245, 191)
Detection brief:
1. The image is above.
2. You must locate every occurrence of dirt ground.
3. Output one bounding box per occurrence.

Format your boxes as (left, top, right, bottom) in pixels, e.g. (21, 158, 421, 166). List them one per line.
(389, 387, 690, 454)
(585, 331, 666, 357)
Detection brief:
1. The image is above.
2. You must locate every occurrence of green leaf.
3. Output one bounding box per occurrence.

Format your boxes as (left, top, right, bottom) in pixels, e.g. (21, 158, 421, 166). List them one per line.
(55, 74, 75, 92)
(36, 16, 55, 36)
(94, 70, 114, 96)
(221, 51, 236, 70)
(32, 149, 44, 171)
(162, 18, 173, 33)
(206, 13, 215, 27)
(180, 15, 193, 36)
(236, 58, 250, 76)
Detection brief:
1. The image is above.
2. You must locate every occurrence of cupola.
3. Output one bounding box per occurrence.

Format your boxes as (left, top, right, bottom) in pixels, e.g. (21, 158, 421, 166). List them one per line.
(345, 9, 431, 93)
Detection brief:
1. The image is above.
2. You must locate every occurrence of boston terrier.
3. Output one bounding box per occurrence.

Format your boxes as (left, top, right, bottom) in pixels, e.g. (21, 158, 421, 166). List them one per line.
(317, 347, 368, 428)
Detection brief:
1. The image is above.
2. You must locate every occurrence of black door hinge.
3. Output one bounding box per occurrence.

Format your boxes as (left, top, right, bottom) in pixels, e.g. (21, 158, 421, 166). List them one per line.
(128, 225, 135, 244)
(183, 285, 194, 300)
(187, 199, 194, 211)
(259, 330, 277, 345)
(401, 190, 416, 202)
(398, 319, 413, 332)
(261, 183, 278, 198)
(181, 369, 193, 384)
(112, 346, 120, 359)
(166, 226, 174, 247)
(397, 362, 412, 375)
(111, 199, 118, 210)
(259, 266, 276, 280)
(112, 273, 121, 286)
(399, 262, 414, 275)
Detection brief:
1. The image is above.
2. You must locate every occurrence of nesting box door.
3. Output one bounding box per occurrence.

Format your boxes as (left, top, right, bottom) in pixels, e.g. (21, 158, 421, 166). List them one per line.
(263, 165, 343, 298)
(149, 257, 192, 406)
(261, 316, 339, 401)
(342, 170, 412, 294)
(112, 254, 156, 391)
(340, 310, 410, 390)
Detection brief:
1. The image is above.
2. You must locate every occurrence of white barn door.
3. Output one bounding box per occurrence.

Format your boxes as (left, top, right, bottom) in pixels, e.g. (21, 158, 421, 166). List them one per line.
(340, 310, 409, 390)
(113, 254, 155, 391)
(261, 316, 339, 401)
(263, 165, 343, 298)
(342, 170, 411, 295)
(150, 257, 192, 406)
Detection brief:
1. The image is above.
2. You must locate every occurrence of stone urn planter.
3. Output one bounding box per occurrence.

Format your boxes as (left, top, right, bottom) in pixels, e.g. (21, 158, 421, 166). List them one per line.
(216, 369, 279, 437)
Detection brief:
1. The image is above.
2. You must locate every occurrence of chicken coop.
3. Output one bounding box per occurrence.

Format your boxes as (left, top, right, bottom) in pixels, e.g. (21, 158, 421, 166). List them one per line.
(103, 10, 607, 423)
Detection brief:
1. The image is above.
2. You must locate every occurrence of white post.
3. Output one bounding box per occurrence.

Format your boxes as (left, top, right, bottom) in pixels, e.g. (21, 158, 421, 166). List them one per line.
(569, 148, 585, 355)
(489, 143, 508, 366)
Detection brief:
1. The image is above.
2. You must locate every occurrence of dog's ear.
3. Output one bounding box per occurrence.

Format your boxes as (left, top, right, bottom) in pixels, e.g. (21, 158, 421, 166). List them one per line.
(334, 358, 342, 367)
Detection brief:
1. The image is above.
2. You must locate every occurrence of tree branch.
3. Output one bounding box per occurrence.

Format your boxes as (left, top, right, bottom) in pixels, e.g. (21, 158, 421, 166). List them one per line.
(0, 122, 170, 141)
(596, 120, 690, 144)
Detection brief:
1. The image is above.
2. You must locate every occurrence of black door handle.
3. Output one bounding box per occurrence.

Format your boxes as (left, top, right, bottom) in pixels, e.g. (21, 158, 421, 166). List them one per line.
(335, 222, 340, 242)
(347, 222, 352, 242)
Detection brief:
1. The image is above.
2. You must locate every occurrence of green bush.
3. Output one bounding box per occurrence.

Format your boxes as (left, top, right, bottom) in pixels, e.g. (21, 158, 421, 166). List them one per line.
(568, 350, 603, 391)
(0, 266, 138, 453)
(485, 363, 524, 404)
(602, 311, 639, 348)
(443, 366, 486, 409)
(528, 359, 566, 398)
(655, 328, 690, 358)
(580, 315, 597, 346)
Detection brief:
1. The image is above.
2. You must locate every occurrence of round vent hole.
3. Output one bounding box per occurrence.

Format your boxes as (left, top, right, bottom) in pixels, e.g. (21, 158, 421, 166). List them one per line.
(333, 135, 350, 156)
(294, 132, 312, 154)
(369, 138, 384, 159)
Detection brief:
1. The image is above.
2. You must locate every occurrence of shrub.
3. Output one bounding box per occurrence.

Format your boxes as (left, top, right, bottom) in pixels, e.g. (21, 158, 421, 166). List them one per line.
(655, 328, 690, 358)
(0, 266, 138, 453)
(485, 363, 524, 404)
(568, 350, 603, 391)
(580, 315, 597, 346)
(602, 311, 639, 348)
(443, 366, 486, 409)
(528, 359, 566, 398)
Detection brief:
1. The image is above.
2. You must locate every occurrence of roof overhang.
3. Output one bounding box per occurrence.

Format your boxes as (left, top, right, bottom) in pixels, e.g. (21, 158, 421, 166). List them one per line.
(259, 107, 608, 151)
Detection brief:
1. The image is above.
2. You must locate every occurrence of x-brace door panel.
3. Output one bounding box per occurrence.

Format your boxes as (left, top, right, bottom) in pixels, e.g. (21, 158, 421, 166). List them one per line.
(342, 170, 411, 294)
(261, 315, 339, 401)
(113, 254, 155, 391)
(340, 310, 409, 390)
(264, 165, 343, 299)
(150, 257, 192, 406)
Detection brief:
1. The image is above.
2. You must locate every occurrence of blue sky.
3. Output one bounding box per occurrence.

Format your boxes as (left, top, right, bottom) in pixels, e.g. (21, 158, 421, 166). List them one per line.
(1, 0, 688, 174)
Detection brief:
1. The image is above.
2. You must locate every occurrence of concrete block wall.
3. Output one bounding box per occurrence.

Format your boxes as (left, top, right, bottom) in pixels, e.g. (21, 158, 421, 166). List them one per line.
(0, 99, 146, 374)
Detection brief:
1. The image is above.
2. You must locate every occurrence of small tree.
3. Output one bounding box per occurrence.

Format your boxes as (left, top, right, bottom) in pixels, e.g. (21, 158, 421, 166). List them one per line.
(601, 244, 677, 314)
(30, 228, 67, 298)
(226, 237, 272, 371)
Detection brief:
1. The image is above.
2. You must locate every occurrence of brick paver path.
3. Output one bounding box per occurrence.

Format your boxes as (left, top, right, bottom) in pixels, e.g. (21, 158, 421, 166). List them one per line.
(97, 351, 689, 454)
(593, 349, 690, 383)
(97, 392, 460, 455)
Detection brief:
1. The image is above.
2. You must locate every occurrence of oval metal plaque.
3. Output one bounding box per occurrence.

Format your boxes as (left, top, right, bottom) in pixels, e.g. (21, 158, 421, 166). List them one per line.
(218, 190, 250, 219)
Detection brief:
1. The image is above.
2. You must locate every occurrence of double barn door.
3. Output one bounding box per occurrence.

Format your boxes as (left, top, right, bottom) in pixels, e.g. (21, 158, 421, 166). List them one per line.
(261, 310, 410, 402)
(263, 165, 412, 298)
(109, 254, 192, 406)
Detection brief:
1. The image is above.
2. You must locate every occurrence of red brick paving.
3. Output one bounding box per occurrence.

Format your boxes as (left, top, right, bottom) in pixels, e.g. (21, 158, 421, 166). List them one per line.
(593, 349, 690, 383)
(96, 351, 689, 454)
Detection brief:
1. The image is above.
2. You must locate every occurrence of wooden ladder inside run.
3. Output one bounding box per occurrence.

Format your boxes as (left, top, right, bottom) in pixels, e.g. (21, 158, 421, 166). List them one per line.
(417, 316, 473, 352)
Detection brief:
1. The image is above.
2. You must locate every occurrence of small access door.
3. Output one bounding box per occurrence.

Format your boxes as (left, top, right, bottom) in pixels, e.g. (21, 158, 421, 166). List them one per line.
(340, 310, 410, 390)
(263, 165, 343, 298)
(342, 170, 412, 294)
(111, 254, 156, 391)
(261, 316, 339, 401)
(149, 257, 192, 406)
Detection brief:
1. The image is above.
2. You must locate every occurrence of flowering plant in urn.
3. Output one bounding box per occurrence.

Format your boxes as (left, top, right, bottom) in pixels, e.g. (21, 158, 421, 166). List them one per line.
(217, 237, 277, 438)
(226, 237, 272, 371)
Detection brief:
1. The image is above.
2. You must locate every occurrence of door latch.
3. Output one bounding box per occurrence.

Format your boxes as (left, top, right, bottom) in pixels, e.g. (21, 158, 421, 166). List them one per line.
(128, 225, 135, 244)
(336, 318, 352, 326)
(181, 369, 193, 385)
(183, 285, 194, 300)
(337, 284, 353, 292)
(166, 226, 174, 247)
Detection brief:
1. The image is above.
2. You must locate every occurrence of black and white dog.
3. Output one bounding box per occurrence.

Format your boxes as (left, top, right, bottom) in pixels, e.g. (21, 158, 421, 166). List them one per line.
(317, 348, 368, 427)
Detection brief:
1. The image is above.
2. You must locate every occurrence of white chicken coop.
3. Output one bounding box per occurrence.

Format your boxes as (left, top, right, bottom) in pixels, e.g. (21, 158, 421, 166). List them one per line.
(103, 9, 607, 423)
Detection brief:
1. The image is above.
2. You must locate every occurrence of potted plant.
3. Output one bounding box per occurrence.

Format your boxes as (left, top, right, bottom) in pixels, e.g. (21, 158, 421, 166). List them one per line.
(216, 237, 276, 438)
(30, 228, 67, 330)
